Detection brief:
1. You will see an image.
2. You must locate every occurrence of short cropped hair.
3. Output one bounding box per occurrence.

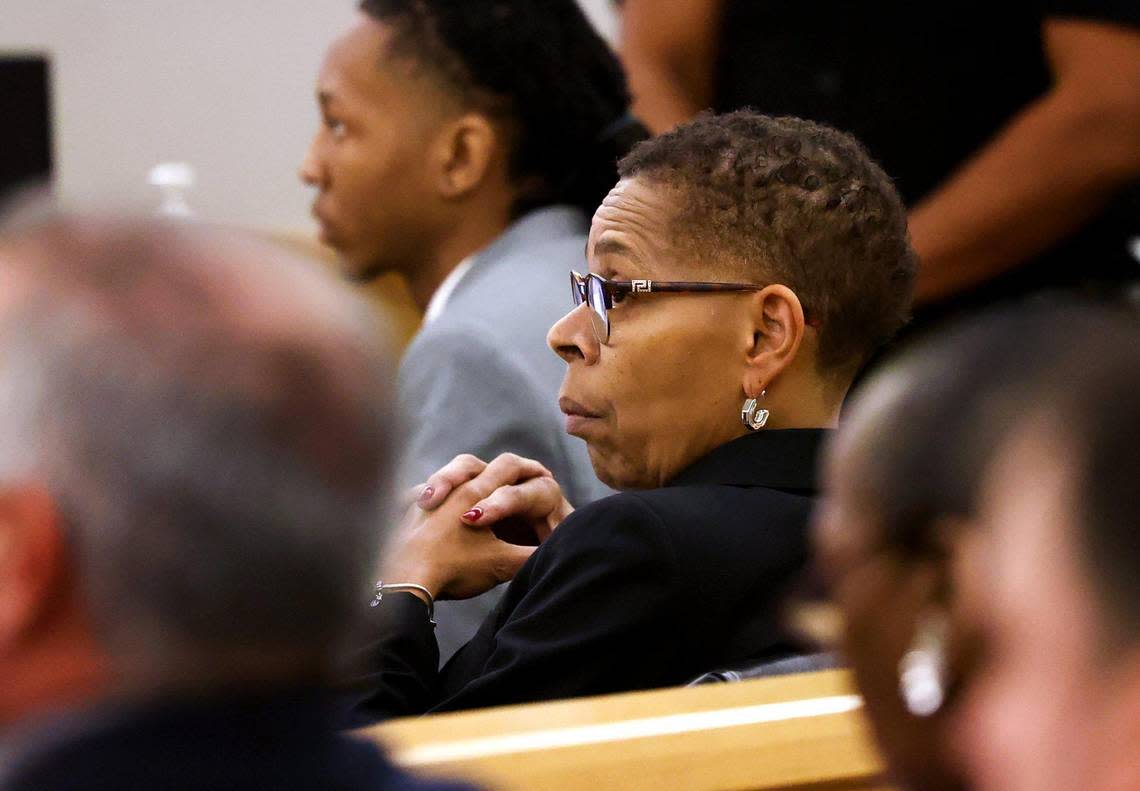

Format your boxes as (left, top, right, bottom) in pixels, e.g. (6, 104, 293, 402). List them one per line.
(619, 111, 916, 376)
(0, 215, 394, 678)
(359, 0, 644, 217)
(839, 304, 1084, 558)
(839, 302, 1138, 570)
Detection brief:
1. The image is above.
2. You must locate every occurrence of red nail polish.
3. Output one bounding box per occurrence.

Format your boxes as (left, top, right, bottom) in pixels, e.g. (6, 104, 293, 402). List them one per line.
(462, 507, 484, 522)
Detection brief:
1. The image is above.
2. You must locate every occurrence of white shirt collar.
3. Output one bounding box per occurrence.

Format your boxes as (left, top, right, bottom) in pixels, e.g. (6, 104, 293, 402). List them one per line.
(423, 255, 476, 325)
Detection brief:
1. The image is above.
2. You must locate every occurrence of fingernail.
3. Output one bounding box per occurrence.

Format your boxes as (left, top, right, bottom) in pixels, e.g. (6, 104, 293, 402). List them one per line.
(418, 486, 434, 504)
(462, 507, 484, 522)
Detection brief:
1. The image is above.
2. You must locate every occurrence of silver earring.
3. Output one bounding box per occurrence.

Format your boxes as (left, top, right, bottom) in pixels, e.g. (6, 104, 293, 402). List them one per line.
(741, 390, 770, 430)
(899, 610, 949, 717)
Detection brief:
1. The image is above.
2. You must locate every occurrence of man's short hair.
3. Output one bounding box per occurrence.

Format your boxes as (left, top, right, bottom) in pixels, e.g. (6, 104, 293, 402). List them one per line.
(0, 215, 395, 678)
(358, 0, 644, 217)
(618, 111, 916, 376)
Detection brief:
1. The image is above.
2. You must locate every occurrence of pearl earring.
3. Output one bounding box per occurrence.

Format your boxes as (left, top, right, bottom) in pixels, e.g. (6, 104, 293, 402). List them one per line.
(899, 610, 949, 717)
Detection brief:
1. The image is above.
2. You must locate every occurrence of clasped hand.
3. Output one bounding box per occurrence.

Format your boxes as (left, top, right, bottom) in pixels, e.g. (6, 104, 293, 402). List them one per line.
(379, 453, 575, 601)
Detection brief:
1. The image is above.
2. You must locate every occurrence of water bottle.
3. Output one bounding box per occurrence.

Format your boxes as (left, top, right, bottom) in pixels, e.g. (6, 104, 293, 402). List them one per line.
(148, 162, 196, 218)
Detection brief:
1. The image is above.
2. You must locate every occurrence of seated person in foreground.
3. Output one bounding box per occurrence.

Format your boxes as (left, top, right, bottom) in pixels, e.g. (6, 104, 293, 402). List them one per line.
(359, 111, 918, 717)
(959, 315, 1140, 791)
(814, 302, 1136, 791)
(0, 215, 470, 791)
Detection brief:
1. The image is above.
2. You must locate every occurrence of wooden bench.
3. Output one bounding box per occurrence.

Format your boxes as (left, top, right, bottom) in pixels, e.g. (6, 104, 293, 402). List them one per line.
(361, 670, 891, 791)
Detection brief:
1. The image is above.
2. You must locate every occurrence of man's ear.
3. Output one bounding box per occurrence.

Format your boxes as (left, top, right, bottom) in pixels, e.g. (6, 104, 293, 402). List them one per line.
(742, 284, 807, 397)
(0, 487, 68, 652)
(431, 112, 500, 200)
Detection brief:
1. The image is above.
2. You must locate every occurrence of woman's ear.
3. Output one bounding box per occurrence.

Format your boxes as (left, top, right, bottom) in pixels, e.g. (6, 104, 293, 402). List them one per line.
(940, 517, 987, 682)
(742, 284, 807, 397)
(901, 516, 985, 715)
(432, 112, 499, 200)
(905, 516, 971, 616)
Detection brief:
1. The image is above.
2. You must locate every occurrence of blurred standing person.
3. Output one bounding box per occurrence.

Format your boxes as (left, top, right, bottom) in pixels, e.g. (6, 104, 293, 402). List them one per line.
(0, 214, 470, 791)
(301, 0, 644, 657)
(620, 1, 1140, 322)
(958, 317, 1140, 791)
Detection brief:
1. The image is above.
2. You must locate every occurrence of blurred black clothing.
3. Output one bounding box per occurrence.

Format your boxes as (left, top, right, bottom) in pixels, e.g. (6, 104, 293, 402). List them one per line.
(714, 1, 1140, 319)
(1, 689, 472, 791)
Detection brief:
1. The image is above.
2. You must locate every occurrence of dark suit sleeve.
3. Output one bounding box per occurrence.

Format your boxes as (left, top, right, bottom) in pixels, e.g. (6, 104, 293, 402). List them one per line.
(432, 495, 686, 711)
(356, 593, 441, 720)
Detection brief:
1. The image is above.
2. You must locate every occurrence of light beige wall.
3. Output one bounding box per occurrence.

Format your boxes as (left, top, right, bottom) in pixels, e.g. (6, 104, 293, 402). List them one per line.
(1, 1, 619, 230)
(2, 1, 358, 229)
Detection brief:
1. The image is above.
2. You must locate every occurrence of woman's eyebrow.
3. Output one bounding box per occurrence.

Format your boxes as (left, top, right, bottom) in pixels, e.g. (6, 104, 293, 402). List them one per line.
(588, 235, 649, 280)
(591, 237, 637, 260)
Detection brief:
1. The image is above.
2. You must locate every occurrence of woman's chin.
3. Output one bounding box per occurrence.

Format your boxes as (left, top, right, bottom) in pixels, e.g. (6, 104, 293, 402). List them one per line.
(588, 450, 651, 491)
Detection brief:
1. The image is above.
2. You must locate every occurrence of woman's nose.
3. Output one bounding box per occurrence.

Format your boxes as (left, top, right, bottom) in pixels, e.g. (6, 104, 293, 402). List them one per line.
(548, 303, 599, 365)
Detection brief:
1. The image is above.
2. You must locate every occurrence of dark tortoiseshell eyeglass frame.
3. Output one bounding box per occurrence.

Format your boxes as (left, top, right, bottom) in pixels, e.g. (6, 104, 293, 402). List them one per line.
(570, 270, 819, 343)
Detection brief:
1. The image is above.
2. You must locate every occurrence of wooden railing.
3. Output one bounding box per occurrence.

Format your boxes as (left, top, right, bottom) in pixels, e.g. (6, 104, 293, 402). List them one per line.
(361, 670, 892, 791)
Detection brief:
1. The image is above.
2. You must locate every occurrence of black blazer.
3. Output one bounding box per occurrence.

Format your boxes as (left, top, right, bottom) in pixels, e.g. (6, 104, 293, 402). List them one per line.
(361, 429, 829, 718)
(1, 689, 472, 791)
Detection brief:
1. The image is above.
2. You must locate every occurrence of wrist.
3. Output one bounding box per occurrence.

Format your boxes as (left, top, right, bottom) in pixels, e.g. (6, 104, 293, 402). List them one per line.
(371, 581, 436, 625)
(378, 561, 444, 600)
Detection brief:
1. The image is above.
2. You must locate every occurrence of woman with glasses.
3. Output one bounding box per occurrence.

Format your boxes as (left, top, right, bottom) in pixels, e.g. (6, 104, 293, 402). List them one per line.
(359, 112, 917, 717)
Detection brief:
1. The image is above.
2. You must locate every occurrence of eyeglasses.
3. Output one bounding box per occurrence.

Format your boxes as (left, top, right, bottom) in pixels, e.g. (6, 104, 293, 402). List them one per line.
(570, 270, 817, 343)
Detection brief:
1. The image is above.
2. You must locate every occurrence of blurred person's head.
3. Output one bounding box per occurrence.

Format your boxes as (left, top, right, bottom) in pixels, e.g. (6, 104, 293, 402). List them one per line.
(815, 303, 1137, 791)
(0, 213, 394, 729)
(548, 111, 915, 489)
(299, 0, 641, 304)
(958, 315, 1140, 791)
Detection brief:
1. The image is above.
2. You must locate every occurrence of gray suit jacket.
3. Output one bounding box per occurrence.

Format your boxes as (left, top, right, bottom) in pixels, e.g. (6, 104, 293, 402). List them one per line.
(396, 205, 612, 659)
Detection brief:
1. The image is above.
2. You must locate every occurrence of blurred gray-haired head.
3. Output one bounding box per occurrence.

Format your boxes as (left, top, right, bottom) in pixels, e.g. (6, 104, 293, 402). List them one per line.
(0, 212, 396, 687)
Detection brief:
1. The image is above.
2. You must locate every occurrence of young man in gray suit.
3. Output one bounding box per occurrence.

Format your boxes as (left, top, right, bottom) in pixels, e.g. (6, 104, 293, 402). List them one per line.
(300, 0, 644, 656)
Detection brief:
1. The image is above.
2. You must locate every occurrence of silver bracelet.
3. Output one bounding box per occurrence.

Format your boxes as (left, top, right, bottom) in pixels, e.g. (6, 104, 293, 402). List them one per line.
(371, 581, 436, 626)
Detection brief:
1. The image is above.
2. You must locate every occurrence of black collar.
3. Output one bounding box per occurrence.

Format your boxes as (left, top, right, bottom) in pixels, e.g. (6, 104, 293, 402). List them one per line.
(667, 429, 830, 493)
